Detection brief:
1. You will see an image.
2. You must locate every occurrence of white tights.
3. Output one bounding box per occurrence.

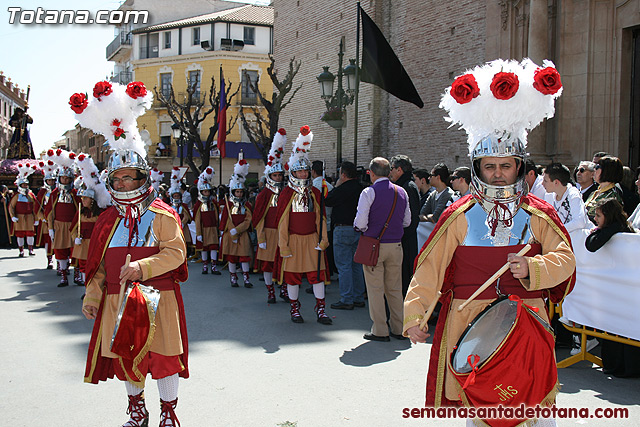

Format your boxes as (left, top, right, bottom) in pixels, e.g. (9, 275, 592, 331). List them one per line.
(124, 374, 179, 401)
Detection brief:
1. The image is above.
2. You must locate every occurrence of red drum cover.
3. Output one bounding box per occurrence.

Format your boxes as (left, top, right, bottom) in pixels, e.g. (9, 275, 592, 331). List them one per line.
(449, 296, 557, 427)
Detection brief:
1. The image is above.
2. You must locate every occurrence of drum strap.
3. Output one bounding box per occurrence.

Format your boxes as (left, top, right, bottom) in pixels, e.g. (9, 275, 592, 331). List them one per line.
(508, 294, 538, 312)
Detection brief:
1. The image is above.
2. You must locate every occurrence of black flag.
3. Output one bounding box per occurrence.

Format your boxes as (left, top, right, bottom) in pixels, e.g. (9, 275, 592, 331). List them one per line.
(359, 6, 424, 108)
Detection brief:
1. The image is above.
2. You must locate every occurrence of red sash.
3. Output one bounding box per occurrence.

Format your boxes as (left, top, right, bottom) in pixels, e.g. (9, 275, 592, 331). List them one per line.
(289, 212, 316, 235)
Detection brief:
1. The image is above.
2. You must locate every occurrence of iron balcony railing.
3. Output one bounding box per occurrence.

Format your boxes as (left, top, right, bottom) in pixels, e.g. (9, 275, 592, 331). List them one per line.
(106, 32, 132, 60)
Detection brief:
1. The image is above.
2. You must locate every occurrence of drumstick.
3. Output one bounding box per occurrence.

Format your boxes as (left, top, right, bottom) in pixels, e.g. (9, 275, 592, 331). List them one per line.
(419, 291, 441, 331)
(457, 243, 531, 312)
(117, 254, 132, 310)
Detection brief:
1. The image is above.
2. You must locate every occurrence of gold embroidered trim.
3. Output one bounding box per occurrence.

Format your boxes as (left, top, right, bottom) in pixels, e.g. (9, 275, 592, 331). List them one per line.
(131, 285, 157, 382)
(84, 289, 106, 384)
(532, 259, 541, 290)
(434, 306, 450, 408)
(403, 314, 424, 327)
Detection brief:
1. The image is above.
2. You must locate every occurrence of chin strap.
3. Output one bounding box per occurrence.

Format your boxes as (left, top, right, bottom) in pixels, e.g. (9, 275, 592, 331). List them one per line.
(112, 186, 154, 245)
(487, 200, 515, 236)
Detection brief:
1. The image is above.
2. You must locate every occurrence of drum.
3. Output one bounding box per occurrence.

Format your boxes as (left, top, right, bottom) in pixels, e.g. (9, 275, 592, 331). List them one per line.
(449, 296, 558, 427)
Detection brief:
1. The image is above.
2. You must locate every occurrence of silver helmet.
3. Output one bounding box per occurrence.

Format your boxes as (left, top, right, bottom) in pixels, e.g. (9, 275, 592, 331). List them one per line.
(470, 132, 528, 216)
(105, 150, 154, 215)
(77, 187, 96, 199)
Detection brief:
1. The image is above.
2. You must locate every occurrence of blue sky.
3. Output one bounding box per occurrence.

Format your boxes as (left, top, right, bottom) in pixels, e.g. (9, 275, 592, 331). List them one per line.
(0, 0, 266, 156)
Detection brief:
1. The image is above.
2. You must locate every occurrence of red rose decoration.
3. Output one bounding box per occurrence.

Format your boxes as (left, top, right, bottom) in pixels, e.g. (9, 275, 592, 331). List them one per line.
(48, 160, 54, 165)
(78, 154, 86, 161)
(300, 125, 310, 136)
(93, 81, 113, 100)
(114, 128, 126, 139)
(284, 163, 289, 171)
(450, 74, 480, 104)
(303, 141, 310, 146)
(278, 128, 286, 135)
(268, 155, 274, 161)
(173, 167, 179, 171)
(18, 163, 23, 168)
(39, 161, 45, 167)
(69, 93, 88, 114)
(112, 119, 122, 127)
(126, 81, 148, 99)
(267, 161, 272, 166)
(56, 149, 62, 156)
(239, 159, 247, 166)
(533, 67, 562, 95)
(206, 167, 212, 174)
(47, 149, 54, 156)
(490, 72, 519, 100)
(69, 153, 76, 160)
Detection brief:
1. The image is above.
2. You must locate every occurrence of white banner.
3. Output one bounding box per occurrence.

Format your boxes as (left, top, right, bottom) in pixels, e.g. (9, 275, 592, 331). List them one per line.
(563, 228, 640, 341)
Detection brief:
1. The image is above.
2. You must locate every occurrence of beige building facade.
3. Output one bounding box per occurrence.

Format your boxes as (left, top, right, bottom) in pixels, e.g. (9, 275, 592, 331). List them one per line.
(273, 0, 640, 174)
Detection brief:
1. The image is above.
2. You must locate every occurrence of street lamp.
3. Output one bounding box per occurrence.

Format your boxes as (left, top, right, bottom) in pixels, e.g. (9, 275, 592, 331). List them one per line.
(317, 39, 357, 168)
(171, 122, 183, 167)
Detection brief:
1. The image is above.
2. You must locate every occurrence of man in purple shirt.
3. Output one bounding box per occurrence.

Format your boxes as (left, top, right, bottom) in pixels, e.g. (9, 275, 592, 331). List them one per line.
(354, 157, 411, 341)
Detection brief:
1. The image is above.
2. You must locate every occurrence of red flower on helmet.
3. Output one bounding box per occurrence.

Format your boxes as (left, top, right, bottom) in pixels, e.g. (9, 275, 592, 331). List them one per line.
(47, 149, 54, 156)
(450, 74, 480, 104)
(78, 154, 86, 161)
(173, 166, 179, 170)
(300, 125, 310, 136)
(48, 160, 54, 165)
(112, 119, 122, 127)
(69, 152, 76, 160)
(490, 72, 519, 100)
(278, 128, 286, 135)
(56, 149, 62, 156)
(284, 163, 289, 170)
(206, 167, 213, 174)
(69, 93, 89, 114)
(114, 128, 126, 140)
(39, 161, 45, 167)
(533, 67, 562, 95)
(239, 159, 247, 166)
(93, 81, 113, 100)
(268, 155, 274, 161)
(18, 163, 23, 168)
(126, 81, 148, 99)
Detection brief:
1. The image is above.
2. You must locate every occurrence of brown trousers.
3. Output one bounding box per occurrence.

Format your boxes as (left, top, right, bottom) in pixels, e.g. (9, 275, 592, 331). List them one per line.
(362, 242, 404, 336)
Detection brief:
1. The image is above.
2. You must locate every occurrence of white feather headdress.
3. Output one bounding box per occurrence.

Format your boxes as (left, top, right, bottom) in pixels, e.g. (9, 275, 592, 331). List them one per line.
(230, 159, 249, 189)
(264, 128, 286, 176)
(38, 157, 58, 180)
(439, 58, 562, 153)
(197, 166, 215, 191)
(75, 153, 111, 208)
(287, 125, 313, 170)
(69, 81, 153, 159)
(150, 168, 164, 191)
(14, 161, 38, 185)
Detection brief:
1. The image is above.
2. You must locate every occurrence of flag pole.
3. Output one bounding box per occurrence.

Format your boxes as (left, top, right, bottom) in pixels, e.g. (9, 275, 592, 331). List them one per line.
(354, 2, 361, 167)
(219, 65, 223, 187)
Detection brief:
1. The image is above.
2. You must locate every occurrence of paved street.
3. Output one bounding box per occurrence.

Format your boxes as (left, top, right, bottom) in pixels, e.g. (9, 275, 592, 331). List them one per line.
(1, 248, 638, 426)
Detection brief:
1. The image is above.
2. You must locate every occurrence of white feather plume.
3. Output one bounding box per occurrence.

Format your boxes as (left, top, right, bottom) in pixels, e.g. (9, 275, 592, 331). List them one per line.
(439, 58, 562, 153)
(264, 128, 286, 176)
(197, 166, 215, 191)
(71, 81, 152, 159)
(75, 153, 111, 208)
(287, 126, 312, 169)
(150, 168, 164, 191)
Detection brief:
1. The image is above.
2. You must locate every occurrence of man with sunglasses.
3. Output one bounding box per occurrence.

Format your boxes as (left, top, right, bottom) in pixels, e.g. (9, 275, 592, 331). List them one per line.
(575, 161, 597, 202)
(449, 166, 471, 203)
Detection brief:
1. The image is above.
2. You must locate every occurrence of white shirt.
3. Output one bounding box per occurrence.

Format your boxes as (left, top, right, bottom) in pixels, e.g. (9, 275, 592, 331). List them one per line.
(530, 174, 547, 199)
(312, 176, 333, 222)
(353, 178, 412, 232)
(628, 203, 640, 232)
(543, 183, 589, 233)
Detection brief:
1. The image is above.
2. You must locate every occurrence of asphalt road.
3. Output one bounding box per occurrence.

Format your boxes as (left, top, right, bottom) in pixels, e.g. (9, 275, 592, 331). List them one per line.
(1, 248, 638, 426)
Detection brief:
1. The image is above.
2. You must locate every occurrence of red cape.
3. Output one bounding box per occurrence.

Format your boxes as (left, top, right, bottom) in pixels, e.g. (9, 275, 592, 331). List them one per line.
(417, 193, 576, 407)
(252, 187, 276, 229)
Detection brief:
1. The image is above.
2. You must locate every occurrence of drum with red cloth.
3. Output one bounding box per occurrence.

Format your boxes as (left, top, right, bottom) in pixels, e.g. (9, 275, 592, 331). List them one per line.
(449, 296, 558, 427)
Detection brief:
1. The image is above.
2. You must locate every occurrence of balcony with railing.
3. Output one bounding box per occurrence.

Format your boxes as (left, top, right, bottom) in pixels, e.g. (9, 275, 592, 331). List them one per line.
(106, 32, 132, 61)
(110, 71, 133, 85)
